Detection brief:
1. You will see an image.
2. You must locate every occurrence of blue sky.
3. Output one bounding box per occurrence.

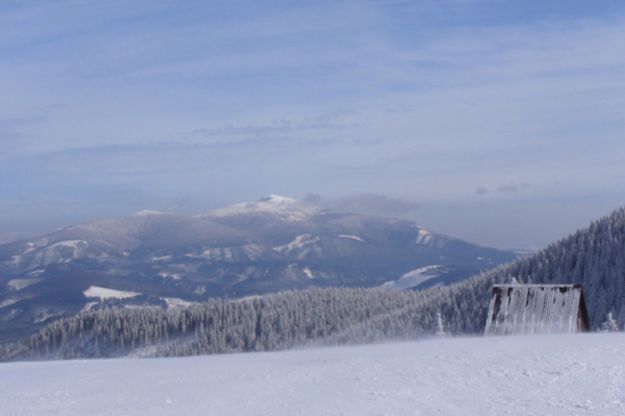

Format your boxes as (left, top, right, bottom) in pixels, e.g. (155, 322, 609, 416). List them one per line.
(1, 0, 625, 249)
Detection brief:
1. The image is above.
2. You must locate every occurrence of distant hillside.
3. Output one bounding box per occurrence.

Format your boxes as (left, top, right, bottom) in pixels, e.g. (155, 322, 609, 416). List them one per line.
(0, 195, 515, 341)
(2, 206, 625, 361)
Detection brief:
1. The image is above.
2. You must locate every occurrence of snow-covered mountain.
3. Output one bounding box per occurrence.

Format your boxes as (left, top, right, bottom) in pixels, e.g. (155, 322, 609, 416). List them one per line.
(0, 195, 515, 341)
(5, 203, 625, 363)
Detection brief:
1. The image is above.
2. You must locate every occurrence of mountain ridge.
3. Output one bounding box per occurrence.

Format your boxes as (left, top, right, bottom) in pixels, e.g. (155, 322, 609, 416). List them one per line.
(0, 195, 515, 341)
(3, 205, 625, 361)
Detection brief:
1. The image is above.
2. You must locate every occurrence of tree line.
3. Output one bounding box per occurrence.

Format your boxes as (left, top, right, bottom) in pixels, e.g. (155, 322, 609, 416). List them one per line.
(2, 206, 625, 361)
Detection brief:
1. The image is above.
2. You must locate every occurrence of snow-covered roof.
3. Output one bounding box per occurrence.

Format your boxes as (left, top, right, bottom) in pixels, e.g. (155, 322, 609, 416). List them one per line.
(484, 284, 590, 336)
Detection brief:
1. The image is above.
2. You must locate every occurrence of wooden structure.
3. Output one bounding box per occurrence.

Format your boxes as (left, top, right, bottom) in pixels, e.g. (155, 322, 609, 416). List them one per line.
(484, 284, 590, 336)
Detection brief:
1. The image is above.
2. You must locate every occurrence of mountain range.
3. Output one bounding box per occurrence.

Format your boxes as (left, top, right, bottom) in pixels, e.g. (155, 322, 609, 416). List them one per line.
(3, 204, 625, 361)
(0, 195, 515, 341)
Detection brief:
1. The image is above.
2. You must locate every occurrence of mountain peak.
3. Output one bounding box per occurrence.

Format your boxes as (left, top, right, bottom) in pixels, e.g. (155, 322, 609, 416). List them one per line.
(258, 194, 297, 205)
(205, 194, 311, 219)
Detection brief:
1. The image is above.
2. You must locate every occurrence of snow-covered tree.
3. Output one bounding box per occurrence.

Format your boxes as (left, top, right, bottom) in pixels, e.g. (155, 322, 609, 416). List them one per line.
(435, 311, 447, 337)
(600, 312, 620, 332)
(5, 206, 625, 361)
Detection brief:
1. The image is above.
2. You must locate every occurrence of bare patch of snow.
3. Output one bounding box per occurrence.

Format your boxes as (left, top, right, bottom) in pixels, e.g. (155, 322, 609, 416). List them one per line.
(151, 255, 172, 262)
(0, 294, 34, 309)
(415, 228, 434, 245)
(12, 240, 90, 267)
(80, 302, 99, 313)
(186, 246, 242, 262)
(33, 312, 56, 324)
(48, 240, 88, 250)
(303, 267, 314, 279)
(2, 308, 21, 320)
(158, 272, 182, 280)
(338, 234, 364, 242)
(223, 247, 233, 260)
(241, 244, 264, 260)
(382, 265, 444, 290)
(274, 234, 321, 259)
(236, 295, 261, 303)
(162, 298, 195, 309)
(22, 245, 36, 255)
(0, 298, 20, 309)
(83, 286, 140, 300)
(7, 278, 42, 291)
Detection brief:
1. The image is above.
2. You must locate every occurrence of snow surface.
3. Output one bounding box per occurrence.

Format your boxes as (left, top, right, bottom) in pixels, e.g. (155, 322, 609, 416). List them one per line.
(2, 334, 624, 416)
(208, 194, 312, 220)
(303, 267, 314, 279)
(415, 228, 434, 245)
(6, 278, 41, 291)
(47, 240, 88, 250)
(151, 255, 172, 262)
(83, 286, 140, 300)
(11, 239, 89, 267)
(338, 234, 364, 242)
(0, 298, 21, 308)
(382, 265, 444, 290)
(273, 234, 321, 258)
(162, 297, 195, 309)
(158, 271, 182, 280)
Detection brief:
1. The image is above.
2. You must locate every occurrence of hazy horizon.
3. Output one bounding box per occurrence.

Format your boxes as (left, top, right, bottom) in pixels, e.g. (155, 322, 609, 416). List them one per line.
(2, 0, 625, 250)
(0, 192, 620, 252)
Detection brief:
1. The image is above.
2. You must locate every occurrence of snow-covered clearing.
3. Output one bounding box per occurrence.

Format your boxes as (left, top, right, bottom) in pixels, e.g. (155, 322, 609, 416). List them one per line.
(273, 234, 321, 254)
(82, 286, 140, 300)
(162, 297, 195, 309)
(6, 278, 41, 291)
(47, 240, 88, 250)
(415, 228, 434, 245)
(382, 265, 443, 290)
(2, 334, 624, 416)
(338, 234, 364, 242)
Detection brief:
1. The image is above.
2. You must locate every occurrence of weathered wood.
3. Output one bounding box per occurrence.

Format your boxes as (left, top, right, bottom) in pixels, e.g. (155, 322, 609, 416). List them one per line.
(484, 284, 591, 335)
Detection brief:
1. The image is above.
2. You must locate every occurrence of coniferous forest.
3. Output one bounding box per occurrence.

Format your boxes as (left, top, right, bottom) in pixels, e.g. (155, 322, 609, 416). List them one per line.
(2, 206, 625, 362)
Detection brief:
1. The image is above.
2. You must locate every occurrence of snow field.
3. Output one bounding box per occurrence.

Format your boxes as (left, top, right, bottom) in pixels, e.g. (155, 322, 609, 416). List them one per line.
(1, 333, 624, 416)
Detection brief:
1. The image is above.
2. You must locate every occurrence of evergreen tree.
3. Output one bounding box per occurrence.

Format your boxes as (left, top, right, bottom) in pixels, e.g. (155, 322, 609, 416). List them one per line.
(435, 311, 447, 337)
(600, 312, 620, 332)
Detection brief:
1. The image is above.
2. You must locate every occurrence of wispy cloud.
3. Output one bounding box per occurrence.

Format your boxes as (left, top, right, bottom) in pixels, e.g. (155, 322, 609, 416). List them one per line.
(2, 1, 625, 248)
(303, 193, 420, 215)
(497, 184, 531, 193)
(183, 111, 356, 140)
(476, 184, 532, 196)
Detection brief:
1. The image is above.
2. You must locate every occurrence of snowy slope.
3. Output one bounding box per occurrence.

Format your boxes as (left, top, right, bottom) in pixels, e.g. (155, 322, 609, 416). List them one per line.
(2, 334, 624, 416)
(381, 265, 445, 289)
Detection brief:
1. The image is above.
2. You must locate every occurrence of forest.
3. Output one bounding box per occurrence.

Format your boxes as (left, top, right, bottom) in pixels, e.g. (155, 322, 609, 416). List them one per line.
(2, 206, 625, 361)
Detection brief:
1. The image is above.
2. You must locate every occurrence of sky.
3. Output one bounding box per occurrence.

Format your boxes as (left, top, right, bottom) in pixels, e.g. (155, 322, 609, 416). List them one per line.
(1, 0, 625, 249)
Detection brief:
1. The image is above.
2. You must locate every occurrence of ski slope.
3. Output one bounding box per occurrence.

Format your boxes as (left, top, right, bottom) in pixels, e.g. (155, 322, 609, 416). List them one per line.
(2, 334, 624, 416)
